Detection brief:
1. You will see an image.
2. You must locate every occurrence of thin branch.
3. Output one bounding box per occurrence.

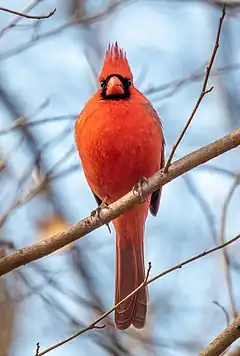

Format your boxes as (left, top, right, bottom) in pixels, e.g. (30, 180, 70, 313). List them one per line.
(0, 6, 56, 20)
(164, 5, 226, 171)
(12, 125, 72, 196)
(213, 301, 230, 326)
(0, 128, 239, 276)
(0, 142, 74, 228)
(0, 0, 129, 60)
(49, 164, 79, 181)
(200, 316, 240, 356)
(37, 263, 152, 356)
(0, 0, 43, 38)
(200, 165, 237, 178)
(35, 342, 40, 356)
(146, 234, 240, 286)
(0, 116, 26, 136)
(145, 62, 240, 98)
(183, 175, 217, 243)
(38, 234, 240, 355)
(0, 115, 76, 136)
(219, 177, 240, 319)
(0, 98, 50, 136)
(0, 175, 48, 228)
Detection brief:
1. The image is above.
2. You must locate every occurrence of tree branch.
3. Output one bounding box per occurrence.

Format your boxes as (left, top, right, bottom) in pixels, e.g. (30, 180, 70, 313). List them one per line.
(0, 0, 129, 60)
(37, 233, 240, 355)
(0, 128, 239, 277)
(0, 6, 56, 20)
(0, 115, 76, 136)
(200, 316, 240, 356)
(164, 4, 226, 171)
(219, 177, 240, 320)
(36, 263, 152, 355)
(0, 0, 45, 38)
(213, 301, 230, 326)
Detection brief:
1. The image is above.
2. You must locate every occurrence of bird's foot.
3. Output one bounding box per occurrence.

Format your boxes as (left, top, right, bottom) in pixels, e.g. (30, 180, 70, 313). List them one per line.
(132, 177, 148, 203)
(91, 197, 111, 234)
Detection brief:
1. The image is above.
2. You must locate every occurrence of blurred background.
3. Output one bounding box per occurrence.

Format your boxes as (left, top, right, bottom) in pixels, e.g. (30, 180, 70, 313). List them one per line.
(0, 1, 240, 355)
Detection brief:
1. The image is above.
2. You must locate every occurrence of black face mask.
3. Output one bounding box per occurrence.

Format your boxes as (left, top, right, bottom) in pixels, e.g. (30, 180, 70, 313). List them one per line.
(100, 74, 132, 100)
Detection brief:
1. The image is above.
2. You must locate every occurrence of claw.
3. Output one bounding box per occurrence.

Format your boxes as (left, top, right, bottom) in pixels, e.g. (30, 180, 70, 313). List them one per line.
(132, 177, 148, 203)
(91, 197, 111, 233)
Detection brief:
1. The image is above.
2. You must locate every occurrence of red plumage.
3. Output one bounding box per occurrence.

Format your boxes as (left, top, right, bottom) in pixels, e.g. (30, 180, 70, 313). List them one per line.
(75, 43, 164, 329)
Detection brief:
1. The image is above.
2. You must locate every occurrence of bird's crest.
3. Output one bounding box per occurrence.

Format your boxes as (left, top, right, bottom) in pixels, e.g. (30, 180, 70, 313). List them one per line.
(99, 42, 133, 82)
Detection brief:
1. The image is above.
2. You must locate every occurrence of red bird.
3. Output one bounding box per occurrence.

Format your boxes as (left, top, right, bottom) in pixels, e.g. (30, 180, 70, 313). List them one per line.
(75, 43, 164, 330)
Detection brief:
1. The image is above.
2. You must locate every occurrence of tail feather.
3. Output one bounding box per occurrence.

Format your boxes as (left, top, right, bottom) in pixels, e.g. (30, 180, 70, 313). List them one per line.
(114, 240, 147, 330)
(132, 245, 148, 329)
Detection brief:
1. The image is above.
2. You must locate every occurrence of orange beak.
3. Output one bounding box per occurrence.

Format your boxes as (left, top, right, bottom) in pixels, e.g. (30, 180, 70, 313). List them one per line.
(106, 76, 124, 96)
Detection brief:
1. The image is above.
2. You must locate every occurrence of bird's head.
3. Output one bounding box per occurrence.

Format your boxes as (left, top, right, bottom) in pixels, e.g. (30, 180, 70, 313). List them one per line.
(99, 42, 133, 100)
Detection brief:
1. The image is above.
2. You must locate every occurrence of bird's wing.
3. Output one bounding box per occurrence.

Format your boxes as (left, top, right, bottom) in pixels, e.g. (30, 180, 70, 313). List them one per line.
(91, 189, 103, 207)
(143, 102, 165, 217)
(149, 147, 164, 216)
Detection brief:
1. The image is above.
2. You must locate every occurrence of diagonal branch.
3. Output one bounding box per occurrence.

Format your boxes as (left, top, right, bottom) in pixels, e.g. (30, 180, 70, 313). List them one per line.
(37, 233, 240, 356)
(200, 316, 240, 356)
(0, 128, 239, 277)
(0, 6, 56, 20)
(213, 301, 230, 326)
(219, 177, 240, 319)
(0, 115, 76, 136)
(183, 175, 217, 243)
(164, 4, 226, 171)
(0, 143, 74, 229)
(0, 0, 45, 38)
(0, 0, 130, 60)
(36, 263, 152, 355)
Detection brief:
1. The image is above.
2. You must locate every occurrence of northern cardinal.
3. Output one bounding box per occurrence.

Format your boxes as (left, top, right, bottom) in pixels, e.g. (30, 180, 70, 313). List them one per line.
(75, 43, 164, 330)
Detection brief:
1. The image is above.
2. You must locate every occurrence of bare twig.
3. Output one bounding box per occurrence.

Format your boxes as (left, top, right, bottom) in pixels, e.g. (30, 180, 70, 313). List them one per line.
(164, 5, 226, 172)
(0, 0, 129, 60)
(0, 128, 239, 276)
(0, 98, 50, 136)
(0, 6, 56, 20)
(146, 234, 240, 286)
(0, 175, 47, 228)
(145, 62, 240, 98)
(47, 164, 79, 182)
(0, 116, 27, 136)
(0, 0, 43, 38)
(0, 115, 76, 136)
(183, 175, 217, 243)
(0, 143, 74, 228)
(37, 263, 152, 355)
(213, 301, 230, 326)
(38, 234, 240, 356)
(200, 165, 237, 178)
(200, 316, 240, 356)
(35, 342, 40, 356)
(219, 177, 240, 320)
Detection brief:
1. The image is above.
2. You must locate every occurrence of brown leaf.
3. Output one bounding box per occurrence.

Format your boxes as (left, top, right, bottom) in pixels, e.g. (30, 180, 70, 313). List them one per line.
(37, 213, 70, 252)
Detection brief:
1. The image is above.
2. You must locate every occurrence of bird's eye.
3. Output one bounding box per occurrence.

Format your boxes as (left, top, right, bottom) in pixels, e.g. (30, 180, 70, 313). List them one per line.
(126, 78, 132, 86)
(100, 80, 106, 88)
